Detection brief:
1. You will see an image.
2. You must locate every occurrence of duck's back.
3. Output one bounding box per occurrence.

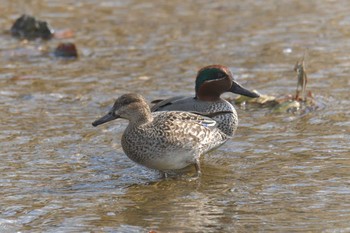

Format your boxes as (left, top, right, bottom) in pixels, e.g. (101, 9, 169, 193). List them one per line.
(151, 96, 238, 136)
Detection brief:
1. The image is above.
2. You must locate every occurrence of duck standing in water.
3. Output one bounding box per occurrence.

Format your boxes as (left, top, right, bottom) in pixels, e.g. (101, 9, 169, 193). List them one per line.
(151, 65, 259, 137)
(92, 93, 228, 177)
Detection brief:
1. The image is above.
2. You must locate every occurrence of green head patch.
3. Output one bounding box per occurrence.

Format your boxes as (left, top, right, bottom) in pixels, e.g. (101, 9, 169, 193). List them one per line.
(195, 68, 226, 93)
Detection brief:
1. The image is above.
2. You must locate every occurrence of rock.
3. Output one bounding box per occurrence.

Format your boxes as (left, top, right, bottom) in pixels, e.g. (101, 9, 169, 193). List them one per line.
(54, 42, 78, 58)
(11, 14, 54, 40)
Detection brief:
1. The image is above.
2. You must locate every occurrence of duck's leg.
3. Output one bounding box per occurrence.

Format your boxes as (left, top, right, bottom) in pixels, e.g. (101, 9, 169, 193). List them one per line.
(186, 159, 202, 182)
(194, 158, 202, 177)
(160, 171, 169, 179)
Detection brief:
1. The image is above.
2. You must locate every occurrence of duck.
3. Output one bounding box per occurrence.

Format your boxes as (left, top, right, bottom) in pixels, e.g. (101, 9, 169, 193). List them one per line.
(151, 65, 259, 136)
(92, 93, 229, 177)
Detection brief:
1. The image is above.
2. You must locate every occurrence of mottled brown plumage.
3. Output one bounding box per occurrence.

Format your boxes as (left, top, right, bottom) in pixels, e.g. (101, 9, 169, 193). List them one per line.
(93, 93, 229, 177)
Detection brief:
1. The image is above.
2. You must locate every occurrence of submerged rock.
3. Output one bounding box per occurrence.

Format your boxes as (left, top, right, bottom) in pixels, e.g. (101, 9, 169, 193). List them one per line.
(53, 28, 75, 39)
(54, 42, 78, 58)
(11, 14, 54, 40)
(271, 99, 301, 113)
(234, 90, 277, 107)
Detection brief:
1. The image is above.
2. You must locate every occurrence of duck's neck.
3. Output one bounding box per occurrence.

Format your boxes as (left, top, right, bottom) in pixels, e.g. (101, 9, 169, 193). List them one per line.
(196, 95, 220, 102)
(128, 107, 153, 126)
(196, 78, 230, 101)
(196, 91, 221, 102)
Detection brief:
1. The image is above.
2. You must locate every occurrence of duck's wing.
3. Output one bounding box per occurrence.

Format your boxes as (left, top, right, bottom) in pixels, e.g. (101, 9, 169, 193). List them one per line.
(150, 96, 194, 112)
(170, 112, 230, 145)
(151, 111, 229, 151)
(169, 111, 221, 131)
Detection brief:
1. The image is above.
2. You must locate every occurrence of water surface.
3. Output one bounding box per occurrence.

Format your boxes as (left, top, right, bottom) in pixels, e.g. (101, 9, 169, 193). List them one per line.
(0, 0, 349, 232)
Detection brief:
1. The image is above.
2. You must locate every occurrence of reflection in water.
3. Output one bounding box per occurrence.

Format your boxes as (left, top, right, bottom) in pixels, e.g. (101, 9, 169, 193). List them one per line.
(0, 0, 350, 232)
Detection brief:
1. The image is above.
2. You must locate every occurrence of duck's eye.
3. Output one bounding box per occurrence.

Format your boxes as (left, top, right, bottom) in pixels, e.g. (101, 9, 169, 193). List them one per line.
(217, 72, 226, 79)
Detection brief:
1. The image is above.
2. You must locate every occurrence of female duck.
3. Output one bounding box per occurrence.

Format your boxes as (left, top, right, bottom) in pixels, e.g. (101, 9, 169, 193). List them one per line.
(92, 93, 228, 177)
(151, 65, 259, 136)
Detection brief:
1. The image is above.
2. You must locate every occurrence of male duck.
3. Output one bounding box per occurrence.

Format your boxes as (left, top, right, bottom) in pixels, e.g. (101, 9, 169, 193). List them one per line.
(92, 93, 228, 177)
(151, 65, 259, 136)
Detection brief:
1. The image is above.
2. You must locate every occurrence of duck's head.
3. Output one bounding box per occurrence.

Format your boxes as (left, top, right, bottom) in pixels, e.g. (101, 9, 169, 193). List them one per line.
(195, 65, 260, 101)
(92, 93, 151, 127)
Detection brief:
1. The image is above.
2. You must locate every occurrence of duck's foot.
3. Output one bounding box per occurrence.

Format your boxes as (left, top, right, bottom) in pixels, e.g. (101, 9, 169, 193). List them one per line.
(188, 159, 202, 182)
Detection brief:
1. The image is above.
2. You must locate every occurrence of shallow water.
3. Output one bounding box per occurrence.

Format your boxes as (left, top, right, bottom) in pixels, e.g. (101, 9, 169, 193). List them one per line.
(1, 0, 350, 232)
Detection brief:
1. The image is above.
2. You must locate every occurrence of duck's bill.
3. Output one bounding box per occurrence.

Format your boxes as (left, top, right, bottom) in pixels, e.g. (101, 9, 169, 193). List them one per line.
(230, 81, 260, 98)
(92, 112, 118, 127)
